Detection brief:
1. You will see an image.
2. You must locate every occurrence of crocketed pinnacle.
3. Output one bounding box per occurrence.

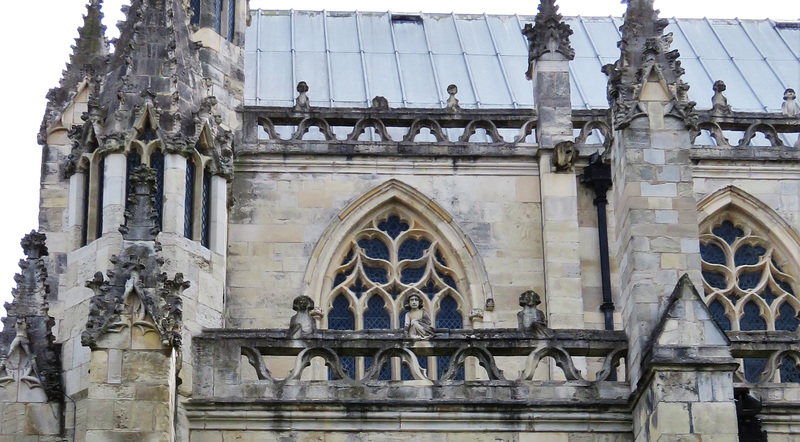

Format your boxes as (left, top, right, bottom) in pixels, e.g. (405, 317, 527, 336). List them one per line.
(603, 0, 697, 129)
(522, 0, 574, 78)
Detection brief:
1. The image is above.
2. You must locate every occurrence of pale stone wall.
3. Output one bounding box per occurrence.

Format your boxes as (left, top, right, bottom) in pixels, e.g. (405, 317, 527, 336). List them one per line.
(225, 159, 544, 330)
(189, 431, 633, 441)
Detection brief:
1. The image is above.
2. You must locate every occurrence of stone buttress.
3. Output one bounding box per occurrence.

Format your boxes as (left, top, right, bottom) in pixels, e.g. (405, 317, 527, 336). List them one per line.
(605, 0, 738, 439)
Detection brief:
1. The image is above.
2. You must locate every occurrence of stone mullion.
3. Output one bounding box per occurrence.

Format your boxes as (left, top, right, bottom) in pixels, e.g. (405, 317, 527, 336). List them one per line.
(161, 153, 187, 235)
(68, 171, 87, 247)
(101, 153, 128, 235)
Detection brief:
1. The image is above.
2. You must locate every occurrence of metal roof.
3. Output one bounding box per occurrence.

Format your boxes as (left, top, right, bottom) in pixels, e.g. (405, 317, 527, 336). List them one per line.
(245, 10, 800, 112)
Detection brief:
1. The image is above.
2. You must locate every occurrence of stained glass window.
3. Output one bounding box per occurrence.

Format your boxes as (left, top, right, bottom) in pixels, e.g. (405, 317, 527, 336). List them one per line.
(227, 0, 236, 42)
(780, 357, 800, 383)
(214, 0, 222, 34)
(700, 216, 800, 384)
(324, 210, 469, 380)
(190, 0, 201, 26)
(436, 296, 464, 380)
(96, 158, 105, 239)
(81, 171, 90, 246)
(328, 295, 355, 380)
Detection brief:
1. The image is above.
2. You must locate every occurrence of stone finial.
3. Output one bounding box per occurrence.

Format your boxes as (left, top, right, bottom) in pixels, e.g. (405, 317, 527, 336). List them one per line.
(371, 96, 389, 110)
(603, 0, 696, 130)
(20, 231, 48, 260)
(783, 88, 799, 117)
(445, 84, 461, 111)
(522, 0, 574, 78)
(288, 295, 316, 339)
(517, 290, 548, 336)
(119, 166, 160, 241)
(553, 140, 577, 172)
(294, 81, 311, 111)
(403, 293, 434, 340)
(711, 80, 732, 116)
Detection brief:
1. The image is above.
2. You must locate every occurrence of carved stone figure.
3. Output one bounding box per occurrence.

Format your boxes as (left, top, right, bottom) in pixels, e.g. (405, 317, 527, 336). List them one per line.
(294, 81, 310, 111)
(288, 295, 316, 338)
(553, 141, 577, 172)
(371, 96, 389, 110)
(7, 319, 32, 361)
(446, 84, 460, 111)
(711, 80, 732, 115)
(783, 88, 799, 117)
(485, 298, 495, 312)
(403, 294, 434, 340)
(518, 290, 547, 334)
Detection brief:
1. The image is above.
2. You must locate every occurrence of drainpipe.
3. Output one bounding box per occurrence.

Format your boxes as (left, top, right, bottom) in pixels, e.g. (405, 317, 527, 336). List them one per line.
(580, 152, 615, 331)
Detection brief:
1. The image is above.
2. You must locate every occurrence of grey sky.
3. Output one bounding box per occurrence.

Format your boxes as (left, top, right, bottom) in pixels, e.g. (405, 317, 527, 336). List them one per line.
(0, 0, 797, 311)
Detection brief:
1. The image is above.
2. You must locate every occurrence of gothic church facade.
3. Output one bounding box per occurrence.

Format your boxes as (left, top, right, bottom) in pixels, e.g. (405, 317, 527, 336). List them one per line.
(2, 0, 800, 440)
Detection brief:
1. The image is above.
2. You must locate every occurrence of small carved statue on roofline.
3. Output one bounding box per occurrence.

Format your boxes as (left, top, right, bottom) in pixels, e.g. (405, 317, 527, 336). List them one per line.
(518, 290, 549, 337)
(288, 295, 316, 338)
(404, 293, 434, 340)
(711, 80, 732, 116)
(446, 84, 461, 112)
(294, 81, 310, 111)
(783, 88, 799, 118)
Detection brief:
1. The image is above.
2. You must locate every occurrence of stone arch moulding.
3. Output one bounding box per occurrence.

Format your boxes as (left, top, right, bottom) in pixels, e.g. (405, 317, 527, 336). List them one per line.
(697, 185, 800, 280)
(302, 179, 492, 316)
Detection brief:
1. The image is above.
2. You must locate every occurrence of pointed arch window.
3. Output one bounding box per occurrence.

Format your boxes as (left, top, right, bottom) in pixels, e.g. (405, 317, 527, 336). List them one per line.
(200, 166, 212, 248)
(184, 157, 196, 239)
(323, 209, 468, 380)
(700, 217, 800, 383)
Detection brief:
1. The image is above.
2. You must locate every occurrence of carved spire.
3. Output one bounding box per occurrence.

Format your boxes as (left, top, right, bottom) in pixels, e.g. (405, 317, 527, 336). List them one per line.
(522, 0, 574, 78)
(39, 0, 108, 144)
(0, 232, 62, 402)
(602, 0, 697, 130)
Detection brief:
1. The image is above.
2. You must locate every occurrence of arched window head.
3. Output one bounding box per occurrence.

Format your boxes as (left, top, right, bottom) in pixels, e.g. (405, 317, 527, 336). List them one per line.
(325, 208, 466, 331)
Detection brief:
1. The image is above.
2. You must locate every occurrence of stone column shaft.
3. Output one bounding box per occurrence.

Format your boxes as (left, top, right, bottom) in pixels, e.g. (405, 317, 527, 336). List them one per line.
(101, 153, 127, 235)
(209, 175, 227, 254)
(162, 154, 187, 235)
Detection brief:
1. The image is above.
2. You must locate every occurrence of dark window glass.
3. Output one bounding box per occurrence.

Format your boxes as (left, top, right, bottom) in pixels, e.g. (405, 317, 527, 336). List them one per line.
(740, 301, 767, 331)
(436, 296, 463, 380)
(738, 272, 762, 291)
(227, 0, 236, 42)
(400, 354, 428, 381)
(349, 278, 367, 299)
(734, 245, 766, 267)
(700, 242, 726, 266)
(744, 358, 768, 383)
(363, 266, 388, 284)
(780, 357, 800, 383)
(151, 150, 165, 230)
(184, 158, 195, 239)
(712, 221, 743, 245)
(357, 238, 389, 260)
(364, 356, 392, 381)
(398, 239, 431, 261)
(378, 215, 409, 239)
(190, 0, 201, 26)
(126, 151, 141, 203)
(776, 302, 799, 332)
(702, 271, 727, 290)
(708, 300, 731, 331)
(363, 296, 390, 330)
(214, 0, 222, 33)
(328, 295, 355, 380)
(81, 171, 90, 246)
(201, 168, 211, 248)
(96, 158, 105, 239)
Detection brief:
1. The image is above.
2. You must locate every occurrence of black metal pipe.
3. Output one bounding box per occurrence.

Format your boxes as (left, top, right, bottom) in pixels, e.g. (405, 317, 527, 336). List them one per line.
(580, 152, 615, 331)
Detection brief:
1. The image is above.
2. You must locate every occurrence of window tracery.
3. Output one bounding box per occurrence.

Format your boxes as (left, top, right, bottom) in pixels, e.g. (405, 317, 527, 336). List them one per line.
(324, 209, 467, 380)
(700, 217, 800, 383)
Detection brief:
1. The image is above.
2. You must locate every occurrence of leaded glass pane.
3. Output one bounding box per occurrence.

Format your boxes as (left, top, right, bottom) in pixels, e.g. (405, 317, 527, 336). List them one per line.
(151, 150, 165, 230)
(377, 215, 409, 239)
(712, 221, 743, 245)
(184, 158, 195, 239)
(364, 356, 392, 381)
(734, 245, 766, 267)
(81, 172, 90, 246)
(702, 271, 727, 290)
(762, 287, 777, 305)
(708, 300, 731, 331)
(436, 355, 464, 381)
(398, 239, 431, 260)
(363, 296, 390, 329)
(738, 272, 761, 291)
(436, 296, 462, 329)
(740, 302, 766, 331)
(421, 280, 438, 299)
(400, 267, 425, 284)
(780, 358, 800, 383)
(778, 279, 794, 295)
(126, 151, 141, 201)
(744, 358, 767, 383)
(400, 355, 428, 381)
(363, 266, 388, 284)
(776, 303, 799, 332)
(328, 295, 354, 330)
(227, 0, 236, 42)
(96, 158, 104, 239)
(358, 238, 389, 260)
(214, 0, 222, 33)
(700, 243, 726, 266)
